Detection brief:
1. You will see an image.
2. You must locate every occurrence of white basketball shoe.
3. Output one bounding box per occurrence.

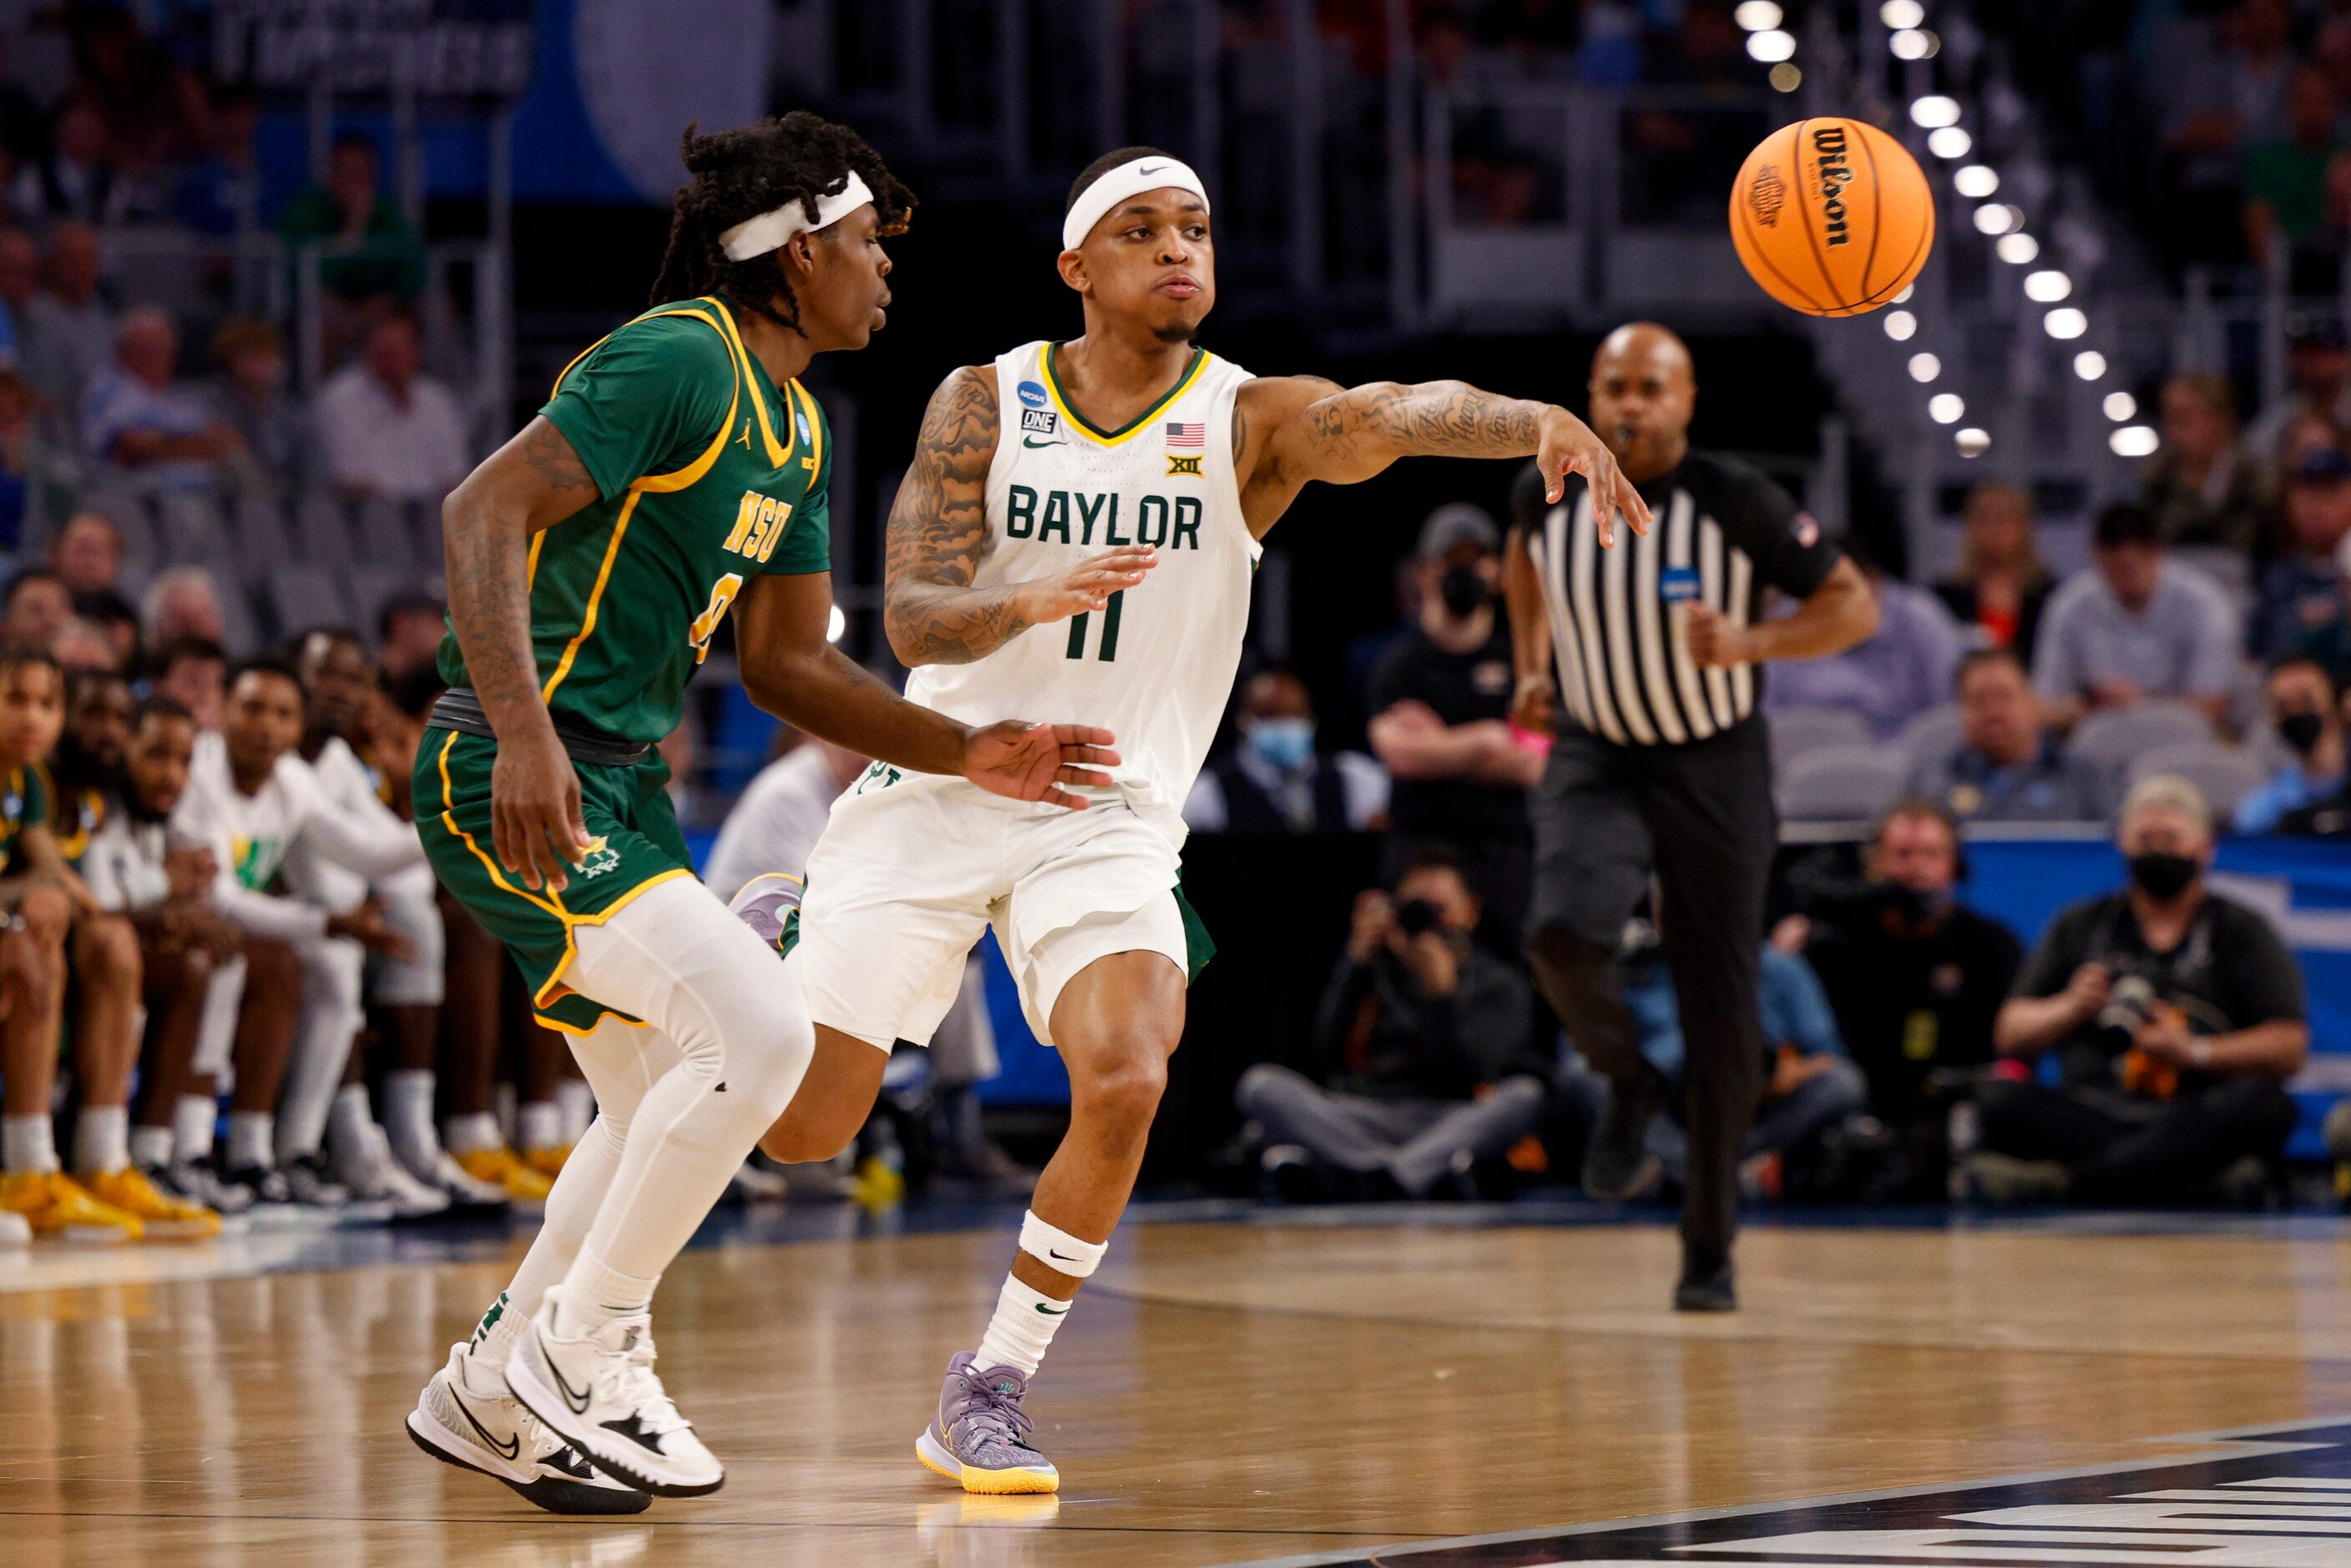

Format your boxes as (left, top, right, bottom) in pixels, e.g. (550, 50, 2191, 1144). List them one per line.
(503, 1282, 724, 1496)
(407, 1342, 650, 1515)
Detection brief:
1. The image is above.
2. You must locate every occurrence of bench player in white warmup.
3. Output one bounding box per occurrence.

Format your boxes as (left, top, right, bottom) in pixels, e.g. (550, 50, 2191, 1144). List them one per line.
(751, 147, 1650, 1494)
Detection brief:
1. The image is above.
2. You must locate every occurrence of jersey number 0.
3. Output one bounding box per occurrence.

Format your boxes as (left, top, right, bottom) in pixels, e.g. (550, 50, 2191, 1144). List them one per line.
(1064, 589, 1125, 662)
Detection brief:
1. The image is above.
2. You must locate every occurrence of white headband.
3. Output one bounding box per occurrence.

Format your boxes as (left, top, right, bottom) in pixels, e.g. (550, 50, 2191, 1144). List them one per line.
(1060, 155, 1211, 252)
(717, 170, 875, 261)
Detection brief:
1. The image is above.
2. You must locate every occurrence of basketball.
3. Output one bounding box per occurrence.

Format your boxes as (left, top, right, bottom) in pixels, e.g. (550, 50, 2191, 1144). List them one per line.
(1730, 117, 1935, 317)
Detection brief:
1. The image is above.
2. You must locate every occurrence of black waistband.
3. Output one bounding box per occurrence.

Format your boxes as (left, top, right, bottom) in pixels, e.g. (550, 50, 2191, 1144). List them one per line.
(428, 688, 652, 768)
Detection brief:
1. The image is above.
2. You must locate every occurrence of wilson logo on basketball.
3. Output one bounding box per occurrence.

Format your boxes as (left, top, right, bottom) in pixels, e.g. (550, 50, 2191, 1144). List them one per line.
(1812, 124, 1853, 245)
(1747, 164, 1785, 227)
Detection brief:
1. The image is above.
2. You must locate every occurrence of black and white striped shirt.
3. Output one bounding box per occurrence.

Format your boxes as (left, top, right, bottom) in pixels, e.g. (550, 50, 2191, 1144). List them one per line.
(1510, 452, 1839, 747)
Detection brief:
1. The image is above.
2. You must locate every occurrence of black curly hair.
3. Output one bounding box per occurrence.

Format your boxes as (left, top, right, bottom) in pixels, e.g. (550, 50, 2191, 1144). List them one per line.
(649, 113, 914, 337)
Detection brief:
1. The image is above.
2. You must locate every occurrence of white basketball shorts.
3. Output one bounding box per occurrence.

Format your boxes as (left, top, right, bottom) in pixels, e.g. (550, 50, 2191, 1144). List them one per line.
(788, 768, 1205, 1051)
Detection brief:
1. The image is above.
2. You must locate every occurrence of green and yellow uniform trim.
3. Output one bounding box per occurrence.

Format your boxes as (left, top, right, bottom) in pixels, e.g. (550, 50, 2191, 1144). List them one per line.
(1041, 342, 1211, 447)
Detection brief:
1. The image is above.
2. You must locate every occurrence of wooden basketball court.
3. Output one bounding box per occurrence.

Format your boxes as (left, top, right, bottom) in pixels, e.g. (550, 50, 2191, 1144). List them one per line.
(6, 1208, 2351, 1566)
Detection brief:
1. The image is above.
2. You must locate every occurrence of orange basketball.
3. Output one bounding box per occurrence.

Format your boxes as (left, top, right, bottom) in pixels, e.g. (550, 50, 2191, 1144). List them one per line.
(1729, 117, 1935, 317)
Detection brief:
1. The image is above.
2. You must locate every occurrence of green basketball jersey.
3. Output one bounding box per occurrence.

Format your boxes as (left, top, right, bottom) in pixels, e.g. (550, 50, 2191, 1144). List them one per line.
(0, 762, 48, 873)
(437, 296, 834, 745)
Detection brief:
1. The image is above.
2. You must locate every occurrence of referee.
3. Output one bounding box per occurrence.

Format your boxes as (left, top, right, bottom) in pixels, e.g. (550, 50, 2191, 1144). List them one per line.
(1504, 323, 1877, 1311)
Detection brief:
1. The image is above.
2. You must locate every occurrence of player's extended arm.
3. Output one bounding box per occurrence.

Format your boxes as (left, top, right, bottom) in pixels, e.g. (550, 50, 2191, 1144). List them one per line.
(1685, 556, 1878, 668)
(1501, 526, 1556, 735)
(737, 571, 1121, 812)
(439, 416, 602, 892)
(882, 365, 1156, 666)
(1237, 377, 1651, 544)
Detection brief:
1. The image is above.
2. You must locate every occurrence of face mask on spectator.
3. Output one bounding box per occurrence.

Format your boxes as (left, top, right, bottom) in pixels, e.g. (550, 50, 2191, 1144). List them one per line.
(1878, 882, 1947, 927)
(2126, 851, 2199, 900)
(2279, 711, 2328, 756)
(1246, 716, 1315, 772)
(1438, 565, 1491, 619)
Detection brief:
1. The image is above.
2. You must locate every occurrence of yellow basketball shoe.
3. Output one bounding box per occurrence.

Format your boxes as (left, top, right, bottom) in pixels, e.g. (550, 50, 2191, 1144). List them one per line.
(79, 1166, 222, 1241)
(0, 1170, 144, 1243)
(523, 1144, 572, 1181)
(456, 1146, 555, 1204)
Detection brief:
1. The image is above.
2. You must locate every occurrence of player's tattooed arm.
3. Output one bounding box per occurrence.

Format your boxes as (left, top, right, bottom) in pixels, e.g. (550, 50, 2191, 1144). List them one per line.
(440, 414, 602, 890)
(1240, 376, 1653, 545)
(883, 366, 1156, 665)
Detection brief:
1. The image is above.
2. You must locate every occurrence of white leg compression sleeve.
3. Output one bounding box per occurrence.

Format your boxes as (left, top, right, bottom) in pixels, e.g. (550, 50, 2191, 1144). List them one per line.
(560, 875, 813, 1282)
(370, 862, 447, 1007)
(275, 936, 365, 1163)
(190, 953, 245, 1079)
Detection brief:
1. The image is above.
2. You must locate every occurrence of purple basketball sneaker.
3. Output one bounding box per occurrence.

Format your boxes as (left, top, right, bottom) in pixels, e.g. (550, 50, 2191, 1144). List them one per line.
(915, 1352, 1059, 1495)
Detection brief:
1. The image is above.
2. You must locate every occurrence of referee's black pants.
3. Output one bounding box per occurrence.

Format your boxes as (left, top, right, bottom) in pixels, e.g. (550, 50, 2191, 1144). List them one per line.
(1524, 717, 1777, 1263)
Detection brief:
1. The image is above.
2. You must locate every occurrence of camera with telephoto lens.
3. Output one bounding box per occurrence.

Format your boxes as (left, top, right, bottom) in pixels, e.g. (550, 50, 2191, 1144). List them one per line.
(2093, 974, 2159, 1052)
(1394, 898, 1441, 936)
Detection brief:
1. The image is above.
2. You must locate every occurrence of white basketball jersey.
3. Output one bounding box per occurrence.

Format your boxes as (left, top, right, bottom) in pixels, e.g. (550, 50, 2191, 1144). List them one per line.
(905, 340, 1256, 834)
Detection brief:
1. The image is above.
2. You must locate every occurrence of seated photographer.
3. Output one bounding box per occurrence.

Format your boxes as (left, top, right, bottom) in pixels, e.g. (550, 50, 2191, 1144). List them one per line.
(1790, 799, 2023, 1196)
(1971, 775, 2308, 1205)
(1236, 848, 1550, 1200)
(1567, 910, 1867, 1200)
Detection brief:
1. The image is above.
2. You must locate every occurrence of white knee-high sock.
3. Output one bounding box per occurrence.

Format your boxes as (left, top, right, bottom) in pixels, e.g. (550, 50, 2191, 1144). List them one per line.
(276, 941, 363, 1162)
(467, 1014, 674, 1374)
(554, 878, 813, 1323)
(382, 1069, 439, 1173)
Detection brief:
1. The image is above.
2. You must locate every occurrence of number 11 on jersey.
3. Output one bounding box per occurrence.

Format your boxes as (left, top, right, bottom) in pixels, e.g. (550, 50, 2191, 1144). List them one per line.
(1064, 589, 1125, 662)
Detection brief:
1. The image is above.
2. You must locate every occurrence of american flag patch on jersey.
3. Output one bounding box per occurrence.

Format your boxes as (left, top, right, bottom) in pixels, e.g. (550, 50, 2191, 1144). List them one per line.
(1165, 422, 1206, 448)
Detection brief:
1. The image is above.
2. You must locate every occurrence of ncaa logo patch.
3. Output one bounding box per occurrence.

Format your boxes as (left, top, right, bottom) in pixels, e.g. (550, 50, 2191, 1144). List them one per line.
(1016, 380, 1049, 409)
(1020, 408, 1059, 434)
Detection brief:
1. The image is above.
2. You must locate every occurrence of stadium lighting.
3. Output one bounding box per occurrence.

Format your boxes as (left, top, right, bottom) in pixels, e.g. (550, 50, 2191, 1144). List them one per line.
(827, 604, 847, 644)
(1880, 0, 1924, 26)
(1883, 310, 1918, 341)
(2043, 307, 2088, 340)
(2023, 270, 2072, 302)
(1909, 352, 1941, 382)
(1928, 127, 1972, 159)
(2103, 391, 2136, 422)
(1954, 165, 1999, 199)
(1929, 393, 1965, 424)
(1769, 63, 1802, 92)
(1890, 28, 1939, 58)
(1746, 28, 1796, 60)
(2110, 425, 2160, 458)
(1995, 232, 2039, 264)
(2074, 350, 2108, 380)
(1910, 95, 1961, 129)
(1733, 0, 1783, 28)
(1893, 286, 1914, 304)
(1973, 204, 2019, 235)
(1956, 427, 1990, 458)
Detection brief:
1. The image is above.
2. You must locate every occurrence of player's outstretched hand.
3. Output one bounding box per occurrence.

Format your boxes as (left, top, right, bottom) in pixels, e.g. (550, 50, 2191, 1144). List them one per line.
(964, 721, 1121, 811)
(1014, 546, 1158, 625)
(492, 726, 591, 892)
(1535, 407, 1651, 548)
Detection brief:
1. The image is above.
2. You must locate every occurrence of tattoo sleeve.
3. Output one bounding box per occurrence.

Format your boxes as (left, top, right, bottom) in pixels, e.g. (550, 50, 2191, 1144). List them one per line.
(442, 417, 595, 739)
(882, 367, 1027, 665)
(1311, 380, 1543, 463)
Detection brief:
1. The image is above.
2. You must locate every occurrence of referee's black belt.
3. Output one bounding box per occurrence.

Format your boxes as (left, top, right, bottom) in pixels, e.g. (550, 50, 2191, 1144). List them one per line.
(428, 688, 653, 768)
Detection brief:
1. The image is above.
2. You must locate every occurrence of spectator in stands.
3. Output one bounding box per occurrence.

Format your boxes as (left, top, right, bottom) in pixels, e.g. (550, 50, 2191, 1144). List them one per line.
(22, 220, 115, 407)
(2237, 655, 2347, 832)
(1908, 648, 2111, 822)
(1239, 848, 1550, 1201)
(0, 229, 36, 369)
(83, 594, 137, 674)
(2161, 0, 2295, 266)
(316, 315, 470, 503)
(1567, 905, 1867, 1201)
(52, 619, 117, 674)
(1367, 506, 1538, 940)
(376, 593, 446, 681)
(1791, 800, 2021, 1197)
(1972, 775, 2307, 1205)
(1766, 554, 1964, 741)
(2245, 317, 2351, 469)
(82, 308, 244, 489)
(1186, 669, 1388, 834)
(148, 636, 225, 732)
(2141, 375, 2268, 553)
(3, 567, 72, 652)
(279, 131, 425, 309)
(51, 510, 123, 604)
(141, 567, 226, 652)
(0, 38, 47, 169)
(175, 87, 260, 238)
(2033, 502, 2239, 731)
(1934, 483, 2053, 656)
(2252, 448, 2351, 660)
(205, 317, 303, 489)
(2244, 65, 2351, 295)
(13, 95, 128, 226)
